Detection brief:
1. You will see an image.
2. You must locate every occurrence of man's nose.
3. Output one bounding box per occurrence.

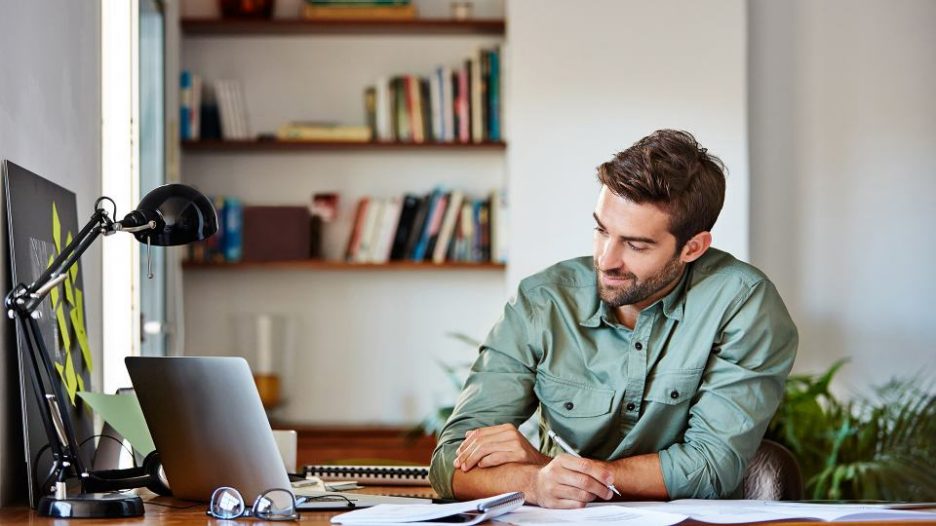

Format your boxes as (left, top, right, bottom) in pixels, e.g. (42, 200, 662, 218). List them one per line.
(597, 239, 624, 270)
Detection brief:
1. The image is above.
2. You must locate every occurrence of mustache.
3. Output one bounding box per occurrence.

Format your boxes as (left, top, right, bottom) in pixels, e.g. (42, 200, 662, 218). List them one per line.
(596, 267, 637, 280)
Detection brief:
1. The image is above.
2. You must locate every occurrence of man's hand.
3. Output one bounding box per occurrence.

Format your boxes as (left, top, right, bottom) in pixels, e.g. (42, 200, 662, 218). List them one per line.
(528, 454, 615, 509)
(453, 424, 550, 472)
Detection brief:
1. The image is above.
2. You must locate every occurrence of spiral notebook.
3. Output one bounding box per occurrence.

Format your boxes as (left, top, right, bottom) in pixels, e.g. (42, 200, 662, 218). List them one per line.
(331, 491, 524, 525)
(304, 464, 430, 486)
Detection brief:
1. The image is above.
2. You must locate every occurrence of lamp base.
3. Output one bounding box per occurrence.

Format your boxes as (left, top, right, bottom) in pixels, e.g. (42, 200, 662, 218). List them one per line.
(38, 492, 145, 518)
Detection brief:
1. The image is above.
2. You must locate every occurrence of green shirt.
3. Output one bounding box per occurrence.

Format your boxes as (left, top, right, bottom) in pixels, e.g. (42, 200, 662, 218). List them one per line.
(429, 248, 797, 499)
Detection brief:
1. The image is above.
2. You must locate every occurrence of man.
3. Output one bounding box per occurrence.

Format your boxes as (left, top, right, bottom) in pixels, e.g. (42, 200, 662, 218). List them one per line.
(429, 129, 798, 508)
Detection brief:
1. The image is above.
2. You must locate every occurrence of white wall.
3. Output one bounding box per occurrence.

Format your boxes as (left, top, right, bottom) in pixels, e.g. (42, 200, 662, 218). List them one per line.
(748, 0, 936, 393)
(0, 0, 101, 505)
(506, 0, 749, 287)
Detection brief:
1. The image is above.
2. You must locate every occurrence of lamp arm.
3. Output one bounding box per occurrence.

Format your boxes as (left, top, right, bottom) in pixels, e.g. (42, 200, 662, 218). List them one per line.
(16, 208, 113, 313)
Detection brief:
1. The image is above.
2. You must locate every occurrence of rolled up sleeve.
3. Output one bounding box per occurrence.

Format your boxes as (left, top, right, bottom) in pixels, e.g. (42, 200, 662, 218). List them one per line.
(429, 293, 541, 498)
(659, 279, 798, 498)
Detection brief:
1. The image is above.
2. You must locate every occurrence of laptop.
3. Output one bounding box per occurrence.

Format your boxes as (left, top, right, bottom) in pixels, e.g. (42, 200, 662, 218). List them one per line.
(126, 356, 429, 509)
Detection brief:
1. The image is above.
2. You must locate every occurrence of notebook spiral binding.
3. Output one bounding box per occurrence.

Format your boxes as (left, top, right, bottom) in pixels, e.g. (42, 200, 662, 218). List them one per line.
(477, 491, 524, 513)
(303, 464, 431, 486)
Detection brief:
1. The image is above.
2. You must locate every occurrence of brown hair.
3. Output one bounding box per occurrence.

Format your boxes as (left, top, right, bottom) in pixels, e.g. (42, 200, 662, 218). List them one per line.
(597, 129, 726, 249)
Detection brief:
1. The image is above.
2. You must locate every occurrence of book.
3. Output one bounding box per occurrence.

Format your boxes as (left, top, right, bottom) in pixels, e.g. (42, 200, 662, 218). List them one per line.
(411, 189, 444, 261)
(488, 47, 501, 141)
(301, 4, 417, 21)
(422, 192, 449, 261)
(371, 196, 403, 263)
(355, 197, 384, 262)
(389, 194, 421, 260)
(407, 75, 424, 143)
(375, 77, 392, 141)
(331, 492, 524, 525)
(344, 197, 371, 261)
(223, 197, 243, 262)
(179, 71, 192, 140)
(403, 193, 432, 260)
(277, 123, 372, 142)
(432, 190, 463, 263)
(304, 464, 430, 486)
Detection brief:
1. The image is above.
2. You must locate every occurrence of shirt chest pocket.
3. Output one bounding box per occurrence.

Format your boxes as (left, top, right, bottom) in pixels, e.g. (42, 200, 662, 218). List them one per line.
(534, 372, 615, 418)
(644, 369, 702, 406)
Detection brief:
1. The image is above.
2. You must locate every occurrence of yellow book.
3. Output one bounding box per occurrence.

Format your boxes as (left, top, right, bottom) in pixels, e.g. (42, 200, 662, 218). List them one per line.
(276, 124, 373, 142)
(301, 4, 417, 21)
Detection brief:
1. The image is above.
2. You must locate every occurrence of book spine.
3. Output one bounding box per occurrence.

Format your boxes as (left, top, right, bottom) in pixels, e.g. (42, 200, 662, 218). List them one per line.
(410, 189, 441, 261)
(180, 71, 192, 140)
(396, 77, 411, 142)
(364, 86, 377, 140)
(457, 66, 469, 143)
(372, 196, 403, 263)
(356, 198, 384, 263)
(345, 198, 370, 261)
(429, 67, 442, 142)
(389, 194, 419, 261)
(408, 75, 424, 143)
(488, 48, 501, 142)
(191, 74, 202, 140)
(433, 191, 464, 264)
(442, 66, 454, 142)
(423, 193, 449, 261)
(470, 50, 484, 142)
(224, 197, 243, 262)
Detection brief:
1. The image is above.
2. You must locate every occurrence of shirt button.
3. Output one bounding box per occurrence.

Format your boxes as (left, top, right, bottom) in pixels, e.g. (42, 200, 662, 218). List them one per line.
(670, 390, 679, 399)
(564, 401, 574, 410)
(634, 342, 643, 350)
(626, 402, 636, 411)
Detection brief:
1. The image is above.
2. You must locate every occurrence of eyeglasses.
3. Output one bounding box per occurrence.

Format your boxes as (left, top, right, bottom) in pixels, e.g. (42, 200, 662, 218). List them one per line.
(207, 487, 300, 521)
(206, 486, 356, 520)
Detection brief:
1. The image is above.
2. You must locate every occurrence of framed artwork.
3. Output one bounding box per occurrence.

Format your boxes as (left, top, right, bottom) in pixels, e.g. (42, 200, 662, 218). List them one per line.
(3, 160, 95, 507)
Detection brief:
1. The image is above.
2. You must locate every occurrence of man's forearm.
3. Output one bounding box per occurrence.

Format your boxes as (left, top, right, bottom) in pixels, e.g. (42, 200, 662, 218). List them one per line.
(451, 462, 540, 501)
(608, 453, 669, 500)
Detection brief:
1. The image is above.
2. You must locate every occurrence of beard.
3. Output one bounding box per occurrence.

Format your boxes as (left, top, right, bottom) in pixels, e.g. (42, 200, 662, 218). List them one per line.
(595, 255, 685, 307)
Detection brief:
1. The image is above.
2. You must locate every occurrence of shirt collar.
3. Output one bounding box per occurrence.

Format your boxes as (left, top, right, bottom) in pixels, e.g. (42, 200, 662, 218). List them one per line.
(580, 264, 691, 328)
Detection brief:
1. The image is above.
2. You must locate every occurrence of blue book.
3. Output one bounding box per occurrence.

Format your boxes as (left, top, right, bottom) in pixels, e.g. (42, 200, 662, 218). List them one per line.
(410, 188, 442, 261)
(488, 49, 500, 141)
(223, 197, 243, 262)
(180, 71, 192, 140)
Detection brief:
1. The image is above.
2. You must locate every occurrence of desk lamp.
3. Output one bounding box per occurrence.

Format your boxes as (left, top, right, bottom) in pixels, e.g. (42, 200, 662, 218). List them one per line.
(4, 183, 217, 518)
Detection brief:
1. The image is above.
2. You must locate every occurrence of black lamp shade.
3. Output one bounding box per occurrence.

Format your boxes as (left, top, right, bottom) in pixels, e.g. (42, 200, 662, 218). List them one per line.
(121, 184, 218, 246)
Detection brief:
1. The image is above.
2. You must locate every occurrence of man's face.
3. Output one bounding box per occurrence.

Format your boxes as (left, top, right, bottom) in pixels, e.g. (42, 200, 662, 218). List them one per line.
(592, 186, 685, 308)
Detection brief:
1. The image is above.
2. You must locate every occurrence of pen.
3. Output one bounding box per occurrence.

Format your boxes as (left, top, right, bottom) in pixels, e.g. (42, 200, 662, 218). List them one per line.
(546, 428, 622, 497)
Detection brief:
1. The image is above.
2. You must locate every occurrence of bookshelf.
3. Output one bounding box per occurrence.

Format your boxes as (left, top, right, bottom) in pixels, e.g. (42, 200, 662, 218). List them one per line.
(178, 8, 508, 426)
(182, 139, 507, 152)
(183, 260, 505, 271)
(181, 18, 506, 36)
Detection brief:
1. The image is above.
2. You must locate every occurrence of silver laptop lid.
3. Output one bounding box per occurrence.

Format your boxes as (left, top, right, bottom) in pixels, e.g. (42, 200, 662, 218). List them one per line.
(126, 356, 291, 503)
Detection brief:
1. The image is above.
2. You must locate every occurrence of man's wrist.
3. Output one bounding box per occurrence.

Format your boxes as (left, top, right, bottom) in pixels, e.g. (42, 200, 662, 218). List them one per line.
(517, 463, 543, 505)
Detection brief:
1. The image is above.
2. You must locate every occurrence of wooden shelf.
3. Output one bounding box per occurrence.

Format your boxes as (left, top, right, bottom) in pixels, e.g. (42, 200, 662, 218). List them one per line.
(182, 139, 507, 152)
(181, 18, 506, 36)
(183, 260, 506, 271)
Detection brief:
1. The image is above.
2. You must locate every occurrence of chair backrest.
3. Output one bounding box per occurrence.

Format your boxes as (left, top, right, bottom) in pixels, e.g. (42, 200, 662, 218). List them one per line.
(742, 439, 804, 500)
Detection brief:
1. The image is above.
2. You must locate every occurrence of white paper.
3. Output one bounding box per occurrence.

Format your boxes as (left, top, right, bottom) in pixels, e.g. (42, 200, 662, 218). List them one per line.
(495, 505, 686, 526)
(609, 499, 936, 523)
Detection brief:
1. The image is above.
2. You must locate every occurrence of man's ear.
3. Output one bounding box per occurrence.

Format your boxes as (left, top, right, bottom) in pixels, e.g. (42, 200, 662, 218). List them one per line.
(679, 231, 712, 263)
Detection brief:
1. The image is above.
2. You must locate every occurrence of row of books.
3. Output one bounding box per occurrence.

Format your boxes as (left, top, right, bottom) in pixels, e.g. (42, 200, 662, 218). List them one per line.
(180, 72, 251, 141)
(345, 189, 507, 264)
(364, 46, 502, 144)
(187, 196, 244, 263)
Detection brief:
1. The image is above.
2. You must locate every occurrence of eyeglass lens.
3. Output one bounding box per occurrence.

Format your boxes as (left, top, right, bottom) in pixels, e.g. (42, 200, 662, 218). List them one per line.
(209, 487, 246, 519)
(253, 489, 297, 520)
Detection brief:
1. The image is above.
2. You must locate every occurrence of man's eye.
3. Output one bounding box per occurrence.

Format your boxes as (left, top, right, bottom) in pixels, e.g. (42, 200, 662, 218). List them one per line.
(594, 227, 607, 235)
(627, 242, 648, 252)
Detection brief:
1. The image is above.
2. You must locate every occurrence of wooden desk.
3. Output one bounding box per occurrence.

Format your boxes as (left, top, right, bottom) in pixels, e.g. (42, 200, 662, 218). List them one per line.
(1, 488, 934, 525)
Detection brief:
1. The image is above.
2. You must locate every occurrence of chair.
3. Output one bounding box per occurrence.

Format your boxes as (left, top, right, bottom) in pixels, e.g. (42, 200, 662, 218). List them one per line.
(742, 439, 804, 500)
